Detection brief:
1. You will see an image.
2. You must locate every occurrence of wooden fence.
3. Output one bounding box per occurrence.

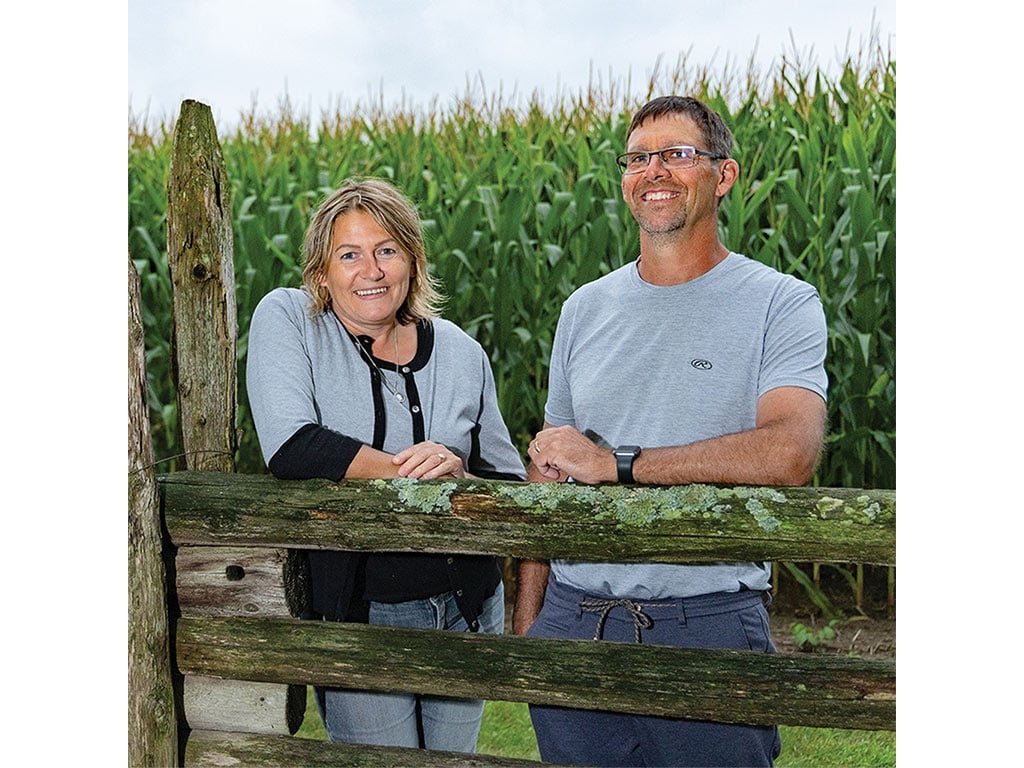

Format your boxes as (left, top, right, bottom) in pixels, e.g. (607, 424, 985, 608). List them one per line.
(127, 99, 895, 767)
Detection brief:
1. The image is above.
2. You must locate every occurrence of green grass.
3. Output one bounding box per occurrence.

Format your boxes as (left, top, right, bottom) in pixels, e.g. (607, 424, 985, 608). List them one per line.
(476, 701, 540, 761)
(294, 686, 326, 741)
(295, 688, 894, 766)
(775, 725, 895, 767)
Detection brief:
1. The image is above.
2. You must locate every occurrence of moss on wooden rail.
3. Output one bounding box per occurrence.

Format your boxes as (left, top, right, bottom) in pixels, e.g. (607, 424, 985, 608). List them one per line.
(161, 471, 895, 565)
(185, 730, 544, 766)
(177, 616, 895, 731)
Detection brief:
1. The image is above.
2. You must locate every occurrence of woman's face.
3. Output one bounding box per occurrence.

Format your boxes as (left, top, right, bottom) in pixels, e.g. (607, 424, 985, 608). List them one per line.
(320, 209, 412, 334)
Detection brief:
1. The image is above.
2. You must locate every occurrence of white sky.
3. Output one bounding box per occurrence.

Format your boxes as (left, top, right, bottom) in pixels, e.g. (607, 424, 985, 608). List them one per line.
(129, 0, 896, 129)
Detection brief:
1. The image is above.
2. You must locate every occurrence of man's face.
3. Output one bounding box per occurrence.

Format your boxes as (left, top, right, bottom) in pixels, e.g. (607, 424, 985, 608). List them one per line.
(620, 113, 728, 237)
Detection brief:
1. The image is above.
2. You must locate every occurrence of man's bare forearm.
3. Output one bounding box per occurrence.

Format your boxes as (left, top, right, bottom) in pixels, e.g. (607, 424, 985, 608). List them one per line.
(531, 388, 826, 487)
(513, 558, 550, 636)
(634, 389, 826, 486)
(512, 457, 558, 636)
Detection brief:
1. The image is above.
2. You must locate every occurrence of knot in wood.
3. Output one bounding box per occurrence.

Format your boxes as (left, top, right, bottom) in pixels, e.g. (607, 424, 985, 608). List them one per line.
(224, 565, 245, 581)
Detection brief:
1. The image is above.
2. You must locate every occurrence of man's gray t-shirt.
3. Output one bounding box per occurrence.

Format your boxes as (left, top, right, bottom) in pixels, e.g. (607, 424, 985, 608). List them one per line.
(545, 253, 828, 599)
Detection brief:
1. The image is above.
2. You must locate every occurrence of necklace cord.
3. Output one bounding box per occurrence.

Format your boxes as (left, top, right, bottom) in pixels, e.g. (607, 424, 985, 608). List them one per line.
(352, 326, 410, 411)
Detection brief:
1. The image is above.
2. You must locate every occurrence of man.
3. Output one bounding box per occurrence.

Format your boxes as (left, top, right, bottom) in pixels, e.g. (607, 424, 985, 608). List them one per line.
(513, 95, 828, 767)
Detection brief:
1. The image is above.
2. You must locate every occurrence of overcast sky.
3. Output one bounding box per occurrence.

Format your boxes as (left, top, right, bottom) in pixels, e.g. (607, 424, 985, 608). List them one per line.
(129, 0, 896, 129)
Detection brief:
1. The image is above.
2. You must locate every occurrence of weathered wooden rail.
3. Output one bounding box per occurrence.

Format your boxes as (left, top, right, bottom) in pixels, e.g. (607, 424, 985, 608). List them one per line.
(159, 471, 894, 765)
(163, 471, 895, 564)
(128, 98, 896, 767)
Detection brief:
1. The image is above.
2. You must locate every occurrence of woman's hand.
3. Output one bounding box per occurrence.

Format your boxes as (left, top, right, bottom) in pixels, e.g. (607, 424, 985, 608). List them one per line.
(393, 442, 465, 479)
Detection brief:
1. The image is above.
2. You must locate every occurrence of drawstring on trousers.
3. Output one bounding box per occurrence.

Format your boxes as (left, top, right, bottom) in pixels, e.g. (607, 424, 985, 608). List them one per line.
(579, 598, 662, 642)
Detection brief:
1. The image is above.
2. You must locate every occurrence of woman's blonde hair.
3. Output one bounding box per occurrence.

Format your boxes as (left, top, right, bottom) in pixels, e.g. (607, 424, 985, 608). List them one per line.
(301, 178, 444, 322)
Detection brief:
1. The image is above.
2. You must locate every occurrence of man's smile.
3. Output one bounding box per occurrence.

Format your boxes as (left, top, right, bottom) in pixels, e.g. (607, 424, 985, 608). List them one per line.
(641, 190, 680, 201)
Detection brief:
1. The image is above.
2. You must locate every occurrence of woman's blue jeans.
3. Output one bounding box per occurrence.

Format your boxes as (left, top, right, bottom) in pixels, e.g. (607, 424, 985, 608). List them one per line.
(319, 582, 505, 752)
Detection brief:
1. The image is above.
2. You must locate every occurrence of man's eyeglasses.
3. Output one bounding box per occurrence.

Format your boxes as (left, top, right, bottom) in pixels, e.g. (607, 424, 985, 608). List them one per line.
(615, 145, 727, 175)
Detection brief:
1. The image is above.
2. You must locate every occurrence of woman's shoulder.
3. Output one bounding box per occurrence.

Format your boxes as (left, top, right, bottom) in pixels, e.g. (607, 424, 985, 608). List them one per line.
(254, 287, 314, 317)
(429, 316, 475, 341)
(428, 317, 485, 355)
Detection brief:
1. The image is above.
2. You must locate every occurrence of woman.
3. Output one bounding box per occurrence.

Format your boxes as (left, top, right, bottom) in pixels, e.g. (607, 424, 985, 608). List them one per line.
(246, 178, 526, 752)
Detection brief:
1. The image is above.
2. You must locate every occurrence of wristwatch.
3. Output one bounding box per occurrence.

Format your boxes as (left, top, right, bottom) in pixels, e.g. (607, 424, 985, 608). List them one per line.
(613, 445, 642, 484)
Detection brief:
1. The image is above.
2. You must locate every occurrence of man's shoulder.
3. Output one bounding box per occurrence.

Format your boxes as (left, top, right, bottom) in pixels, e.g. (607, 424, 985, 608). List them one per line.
(565, 261, 635, 302)
(724, 253, 819, 296)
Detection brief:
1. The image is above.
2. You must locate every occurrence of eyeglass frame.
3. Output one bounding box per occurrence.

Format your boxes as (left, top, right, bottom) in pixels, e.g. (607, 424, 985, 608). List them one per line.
(615, 145, 728, 174)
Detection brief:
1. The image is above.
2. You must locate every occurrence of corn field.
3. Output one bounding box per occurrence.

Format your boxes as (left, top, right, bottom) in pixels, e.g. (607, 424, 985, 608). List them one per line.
(128, 49, 895, 500)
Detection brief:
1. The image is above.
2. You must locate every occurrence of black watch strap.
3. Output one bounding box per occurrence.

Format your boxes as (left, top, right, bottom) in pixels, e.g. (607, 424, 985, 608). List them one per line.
(614, 445, 641, 484)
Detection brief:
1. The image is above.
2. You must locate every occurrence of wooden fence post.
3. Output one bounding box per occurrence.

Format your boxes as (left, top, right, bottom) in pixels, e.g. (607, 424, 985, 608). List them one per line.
(166, 98, 237, 473)
(129, 255, 178, 766)
(165, 98, 307, 739)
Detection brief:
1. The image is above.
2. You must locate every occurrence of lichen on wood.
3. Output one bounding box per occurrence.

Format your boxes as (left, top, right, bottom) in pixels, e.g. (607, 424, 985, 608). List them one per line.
(162, 472, 896, 565)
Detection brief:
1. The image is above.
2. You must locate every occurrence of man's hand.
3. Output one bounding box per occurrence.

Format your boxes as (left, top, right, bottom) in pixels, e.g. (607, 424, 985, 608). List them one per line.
(528, 425, 616, 485)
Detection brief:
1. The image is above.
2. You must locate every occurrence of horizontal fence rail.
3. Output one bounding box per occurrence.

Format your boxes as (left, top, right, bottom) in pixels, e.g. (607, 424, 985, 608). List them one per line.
(184, 730, 545, 767)
(177, 616, 895, 731)
(161, 471, 896, 565)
